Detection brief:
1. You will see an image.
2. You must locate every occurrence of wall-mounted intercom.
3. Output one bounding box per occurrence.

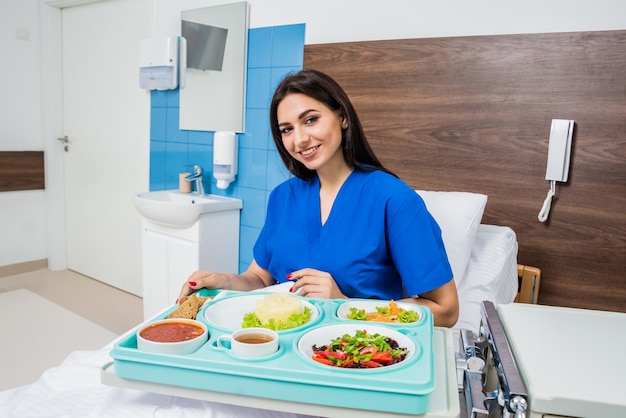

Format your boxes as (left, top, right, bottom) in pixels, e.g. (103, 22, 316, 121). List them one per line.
(538, 119, 575, 222)
(545, 119, 574, 182)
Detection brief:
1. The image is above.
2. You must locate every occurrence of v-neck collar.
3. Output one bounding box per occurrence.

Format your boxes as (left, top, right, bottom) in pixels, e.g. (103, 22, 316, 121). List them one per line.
(307, 170, 358, 229)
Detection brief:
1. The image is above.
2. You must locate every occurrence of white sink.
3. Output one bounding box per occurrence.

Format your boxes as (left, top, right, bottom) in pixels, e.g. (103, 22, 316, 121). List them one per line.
(132, 190, 243, 228)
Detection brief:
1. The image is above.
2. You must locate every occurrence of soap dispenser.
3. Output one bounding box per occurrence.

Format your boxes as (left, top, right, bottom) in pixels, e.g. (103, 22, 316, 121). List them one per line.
(213, 131, 238, 189)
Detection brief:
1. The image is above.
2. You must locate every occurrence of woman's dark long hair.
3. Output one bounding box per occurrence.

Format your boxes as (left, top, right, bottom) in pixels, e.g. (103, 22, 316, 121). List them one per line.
(269, 69, 394, 179)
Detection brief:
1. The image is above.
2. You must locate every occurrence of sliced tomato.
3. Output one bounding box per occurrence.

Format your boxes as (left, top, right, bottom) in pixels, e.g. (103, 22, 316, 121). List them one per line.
(370, 351, 394, 363)
(316, 350, 347, 361)
(330, 351, 347, 361)
(312, 355, 334, 365)
(340, 357, 355, 368)
(360, 360, 383, 368)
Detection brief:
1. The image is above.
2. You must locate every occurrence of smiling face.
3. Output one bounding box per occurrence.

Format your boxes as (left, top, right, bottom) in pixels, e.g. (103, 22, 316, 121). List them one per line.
(276, 93, 347, 174)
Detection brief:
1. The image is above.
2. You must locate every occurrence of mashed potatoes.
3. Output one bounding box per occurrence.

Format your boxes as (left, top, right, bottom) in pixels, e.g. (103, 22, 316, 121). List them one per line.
(255, 293, 302, 326)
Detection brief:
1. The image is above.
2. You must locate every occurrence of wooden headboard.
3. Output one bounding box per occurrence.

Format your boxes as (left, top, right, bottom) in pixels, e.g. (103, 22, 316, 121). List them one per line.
(304, 30, 626, 313)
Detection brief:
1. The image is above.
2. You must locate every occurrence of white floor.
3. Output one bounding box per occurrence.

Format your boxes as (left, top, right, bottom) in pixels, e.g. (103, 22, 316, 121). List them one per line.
(0, 268, 143, 391)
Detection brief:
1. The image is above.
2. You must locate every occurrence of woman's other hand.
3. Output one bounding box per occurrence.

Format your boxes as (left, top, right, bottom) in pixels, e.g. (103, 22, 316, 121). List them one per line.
(177, 270, 230, 303)
(287, 268, 347, 299)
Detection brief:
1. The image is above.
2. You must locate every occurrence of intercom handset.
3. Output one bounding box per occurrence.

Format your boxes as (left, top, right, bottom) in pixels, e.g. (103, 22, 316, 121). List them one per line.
(545, 119, 574, 182)
(538, 119, 575, 222)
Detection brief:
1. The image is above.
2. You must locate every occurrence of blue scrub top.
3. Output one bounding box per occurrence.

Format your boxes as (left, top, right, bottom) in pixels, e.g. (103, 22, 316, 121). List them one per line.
(253, 169, 453, 300)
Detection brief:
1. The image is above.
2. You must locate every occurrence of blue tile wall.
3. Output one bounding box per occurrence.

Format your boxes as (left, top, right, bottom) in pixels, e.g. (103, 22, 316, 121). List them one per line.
(149, 23, 305, 274)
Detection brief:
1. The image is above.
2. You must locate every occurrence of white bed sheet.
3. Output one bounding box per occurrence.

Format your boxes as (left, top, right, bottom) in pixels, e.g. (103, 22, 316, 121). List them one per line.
(0, 224, 518, 417)
(0, 340, 314, 418)
(452, 224, 519, 349)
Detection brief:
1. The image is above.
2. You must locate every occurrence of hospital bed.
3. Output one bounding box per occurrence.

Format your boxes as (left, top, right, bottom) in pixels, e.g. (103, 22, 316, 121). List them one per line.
(0, 190, 531, 417)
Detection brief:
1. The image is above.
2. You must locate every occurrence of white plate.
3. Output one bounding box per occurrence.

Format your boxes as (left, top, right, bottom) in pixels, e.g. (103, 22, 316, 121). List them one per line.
(253, 281, 301, 295)
(297, 323, 417, 370)
(203, 293, 319, 331)
(336, 300, 423, 324)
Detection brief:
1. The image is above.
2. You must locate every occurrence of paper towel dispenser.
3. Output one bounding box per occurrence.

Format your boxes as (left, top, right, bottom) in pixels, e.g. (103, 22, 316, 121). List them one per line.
(139, 37, 186, 91)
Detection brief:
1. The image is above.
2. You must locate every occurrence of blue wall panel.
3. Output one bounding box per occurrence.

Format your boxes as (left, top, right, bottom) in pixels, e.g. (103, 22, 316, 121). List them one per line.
(148, 24, 305, 274)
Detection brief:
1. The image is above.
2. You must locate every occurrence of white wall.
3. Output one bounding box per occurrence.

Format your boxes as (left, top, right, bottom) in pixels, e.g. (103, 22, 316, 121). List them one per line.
(0, 0, 47, 267)
(2, 0, 625, 268)
(153, 0, 626, 42)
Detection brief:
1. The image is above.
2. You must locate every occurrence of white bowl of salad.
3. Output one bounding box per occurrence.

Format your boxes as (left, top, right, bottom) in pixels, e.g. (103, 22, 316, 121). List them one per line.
(297, 323, 417, 370)
(336, 300, 423, 324)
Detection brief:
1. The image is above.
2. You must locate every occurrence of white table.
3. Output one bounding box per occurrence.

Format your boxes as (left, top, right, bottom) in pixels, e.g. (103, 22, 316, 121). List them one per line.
(498, 303, 626, 418)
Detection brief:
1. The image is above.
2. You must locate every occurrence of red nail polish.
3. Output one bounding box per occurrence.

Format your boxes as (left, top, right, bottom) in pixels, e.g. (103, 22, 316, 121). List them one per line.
(175, 298, 179, 304)
(289, 287, 293, 293)
(189, 281, 197, 286)
(286, 273, 292, 279)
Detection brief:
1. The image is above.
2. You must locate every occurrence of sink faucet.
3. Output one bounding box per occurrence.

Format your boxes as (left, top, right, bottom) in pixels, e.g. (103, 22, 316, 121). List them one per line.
(184, 165, 205, 195)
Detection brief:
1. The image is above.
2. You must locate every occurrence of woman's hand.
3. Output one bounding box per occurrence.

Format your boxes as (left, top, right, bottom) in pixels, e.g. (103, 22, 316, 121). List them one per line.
(177, 260, 276, 303)
(177, 270, 231, 303)
(287, 268, 347, 299)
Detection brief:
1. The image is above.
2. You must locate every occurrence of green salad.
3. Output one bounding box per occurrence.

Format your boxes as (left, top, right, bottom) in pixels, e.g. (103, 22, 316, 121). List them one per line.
(242, 307, 312, 331)
(347, 301, 419, 323)
(312, 329, 409, 368)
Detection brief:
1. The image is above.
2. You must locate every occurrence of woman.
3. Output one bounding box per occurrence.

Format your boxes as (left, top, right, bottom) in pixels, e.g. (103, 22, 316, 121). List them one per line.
(178, 69, 458, 327)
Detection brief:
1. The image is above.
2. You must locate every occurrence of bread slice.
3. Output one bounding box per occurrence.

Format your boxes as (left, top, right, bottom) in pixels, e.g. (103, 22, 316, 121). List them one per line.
(255, 293, 302, 325)
(167, 294, 208, 319)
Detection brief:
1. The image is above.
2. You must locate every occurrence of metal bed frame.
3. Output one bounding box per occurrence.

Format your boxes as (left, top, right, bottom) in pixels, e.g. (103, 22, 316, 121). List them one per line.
(457, 264, 541, 418)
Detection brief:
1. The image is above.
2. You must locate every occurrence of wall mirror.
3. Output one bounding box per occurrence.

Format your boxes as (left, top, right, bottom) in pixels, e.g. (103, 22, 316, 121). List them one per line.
(180, 2, 248, 133)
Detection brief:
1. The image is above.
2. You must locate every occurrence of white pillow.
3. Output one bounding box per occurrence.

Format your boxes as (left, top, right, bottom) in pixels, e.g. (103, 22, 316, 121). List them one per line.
(415, 190, 488, 283)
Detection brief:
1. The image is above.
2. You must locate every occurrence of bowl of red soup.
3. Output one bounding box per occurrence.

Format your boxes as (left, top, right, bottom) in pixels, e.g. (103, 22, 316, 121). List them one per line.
(137, 318, 208, 354)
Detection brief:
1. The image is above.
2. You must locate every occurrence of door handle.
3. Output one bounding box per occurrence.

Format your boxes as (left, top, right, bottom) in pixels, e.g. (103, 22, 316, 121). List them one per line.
(57, 135, 69, 152)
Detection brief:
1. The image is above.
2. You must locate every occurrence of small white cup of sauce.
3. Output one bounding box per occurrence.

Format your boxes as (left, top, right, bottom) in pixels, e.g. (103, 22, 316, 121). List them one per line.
(216, 327, 279, 358)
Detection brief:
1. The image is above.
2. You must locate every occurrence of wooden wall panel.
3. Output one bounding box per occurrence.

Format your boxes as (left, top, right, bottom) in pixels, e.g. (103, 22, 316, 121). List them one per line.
(0, 151, 45, 192)
(304, 30, 626, 313)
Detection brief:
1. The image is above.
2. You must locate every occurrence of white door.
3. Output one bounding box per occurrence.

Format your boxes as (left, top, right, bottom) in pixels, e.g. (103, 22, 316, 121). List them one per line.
(61, 0, 149, 296)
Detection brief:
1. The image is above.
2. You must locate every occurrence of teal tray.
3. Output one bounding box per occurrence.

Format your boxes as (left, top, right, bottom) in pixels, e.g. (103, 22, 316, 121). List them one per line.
(110, 289, 435, 415)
